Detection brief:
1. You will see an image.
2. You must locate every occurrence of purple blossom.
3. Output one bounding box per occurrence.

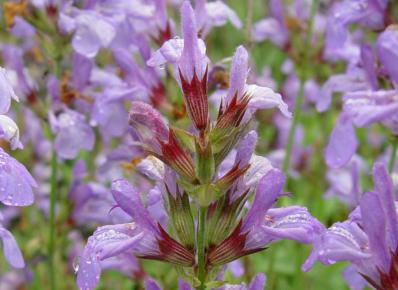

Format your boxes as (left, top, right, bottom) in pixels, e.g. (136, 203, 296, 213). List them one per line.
(0, 219, 24, 269)
(0, 67, 18, 115)
(194, 0, 242, 37)
(324, 0, 387, 63)
(49, 109, 95, 159)
(0, 148, 36, 207)
(304, 163, 398, 290)
(224, 45, 291, 119)
(324, 156, 365, 207)
(207, 169, 323, 266)
(252, 0, 289, 48)
(325, 113, 358, 169)
(77, 179, 194, 290)
(376, 25, 398, 86)
(0, 115, 23, 150)
(1, 45, 36, 97)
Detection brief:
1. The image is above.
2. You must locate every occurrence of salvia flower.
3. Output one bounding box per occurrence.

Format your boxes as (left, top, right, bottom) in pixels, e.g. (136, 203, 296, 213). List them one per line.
(0, 147, 36, 207)
(325, 89, 398, 168)
(49, 109, 95, 159)
(304, 163, 398, 290)
(0, 67, 18, 115)
(194, 0, 242, 38)
(77, 2, 318, 290)
(0, 213, 24, 269)
(77, 179, 195, 290)
(178, 1, 210, 132)
(0, 115, 23, 150)
(376, 25, 398, 86)
(129, 101, 197, 183)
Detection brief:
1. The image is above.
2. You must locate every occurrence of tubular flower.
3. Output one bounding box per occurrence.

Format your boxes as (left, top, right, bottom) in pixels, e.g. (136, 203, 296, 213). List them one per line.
(304, 163, 398, 290)
(77, 2, 319, 290)
(77, 179, 194, 290)
(0, 148, 36, 207)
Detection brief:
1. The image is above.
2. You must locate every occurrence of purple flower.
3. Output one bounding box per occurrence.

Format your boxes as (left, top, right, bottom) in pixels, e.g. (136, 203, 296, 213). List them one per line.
(324, 113, 358, 169)
(69, 230, 141, 284)
(252, 0, 289, 48)
(194, 0, 242, 37)
(304, 163, 398, 290)
(0, 218, 24, 269)
(325, 89, 398, 168)
(324, 156, 365, 208)
(207, 169, 322, 266)
(129, 101, 197, 182)
(1, 45, 36, 97)
(49, 109, 95, 159)
(221, 46, 291, 121)
(324, 0, 387, 63)
(59, 11, 116, 58)
(76, 179, 194, 290)
(10, 17, 36, 51)
(376, 25, 398, 86)
(0, 148, 36, 206)
(144, 277, 162, 290)
(0, 115, 23, 150)
(316, 69, 370, 113)
(177, 1, 210, 131)
(147, 37, 207, 77)
(71, 53, 93, 91)
(0, 67, 18, 114)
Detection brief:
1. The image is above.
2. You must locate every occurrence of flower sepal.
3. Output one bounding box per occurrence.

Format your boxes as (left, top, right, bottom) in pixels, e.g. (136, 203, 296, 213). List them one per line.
(210, 124, 249, 166)
(166, 187, 196, 249)
(195, 136, 215, 184)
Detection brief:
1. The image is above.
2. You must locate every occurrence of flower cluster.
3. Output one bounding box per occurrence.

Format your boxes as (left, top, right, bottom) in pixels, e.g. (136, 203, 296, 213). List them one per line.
(76, 2, 320, 289)
(1, 0, 398, 289)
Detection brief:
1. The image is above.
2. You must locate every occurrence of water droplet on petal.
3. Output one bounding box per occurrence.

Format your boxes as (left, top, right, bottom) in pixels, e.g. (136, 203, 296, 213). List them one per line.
(73, 256, 80, 274)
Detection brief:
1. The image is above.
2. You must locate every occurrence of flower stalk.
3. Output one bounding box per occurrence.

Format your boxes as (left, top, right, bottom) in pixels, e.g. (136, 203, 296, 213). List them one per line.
(197, 206, 207, 290)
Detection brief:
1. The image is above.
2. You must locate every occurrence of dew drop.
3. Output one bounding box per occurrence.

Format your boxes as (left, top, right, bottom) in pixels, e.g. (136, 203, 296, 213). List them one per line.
(73, 256, 80, 274)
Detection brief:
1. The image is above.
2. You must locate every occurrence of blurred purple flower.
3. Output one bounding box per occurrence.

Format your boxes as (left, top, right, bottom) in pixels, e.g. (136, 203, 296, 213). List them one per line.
(194, 0, 242, 37)
(304, 163, 398, 290)
(77, 179, 194, 290)
(324, 156, 365, 207)
(0, 68, 18, 115)
(252, 0, 288, 48)
(0, 148, 36, 206)
(0, 221, 24, 269)
(324, 0, 388, 63)
(376, 25, 398, 86)
(0, 115, 23, 150)
(49, 109, 95, 159)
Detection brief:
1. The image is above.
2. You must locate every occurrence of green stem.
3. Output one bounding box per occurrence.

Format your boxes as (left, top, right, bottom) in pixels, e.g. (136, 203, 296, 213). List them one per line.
(389, 137, 398, 173)
(48, 147, 58, 290)
(282, 0, 320, 175)
(197, 207, 207, 290)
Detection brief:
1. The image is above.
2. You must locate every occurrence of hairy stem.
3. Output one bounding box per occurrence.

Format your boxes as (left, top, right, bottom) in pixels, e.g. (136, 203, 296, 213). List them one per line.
(197, 207, 207, 290)
(282, 0, 320, 175)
